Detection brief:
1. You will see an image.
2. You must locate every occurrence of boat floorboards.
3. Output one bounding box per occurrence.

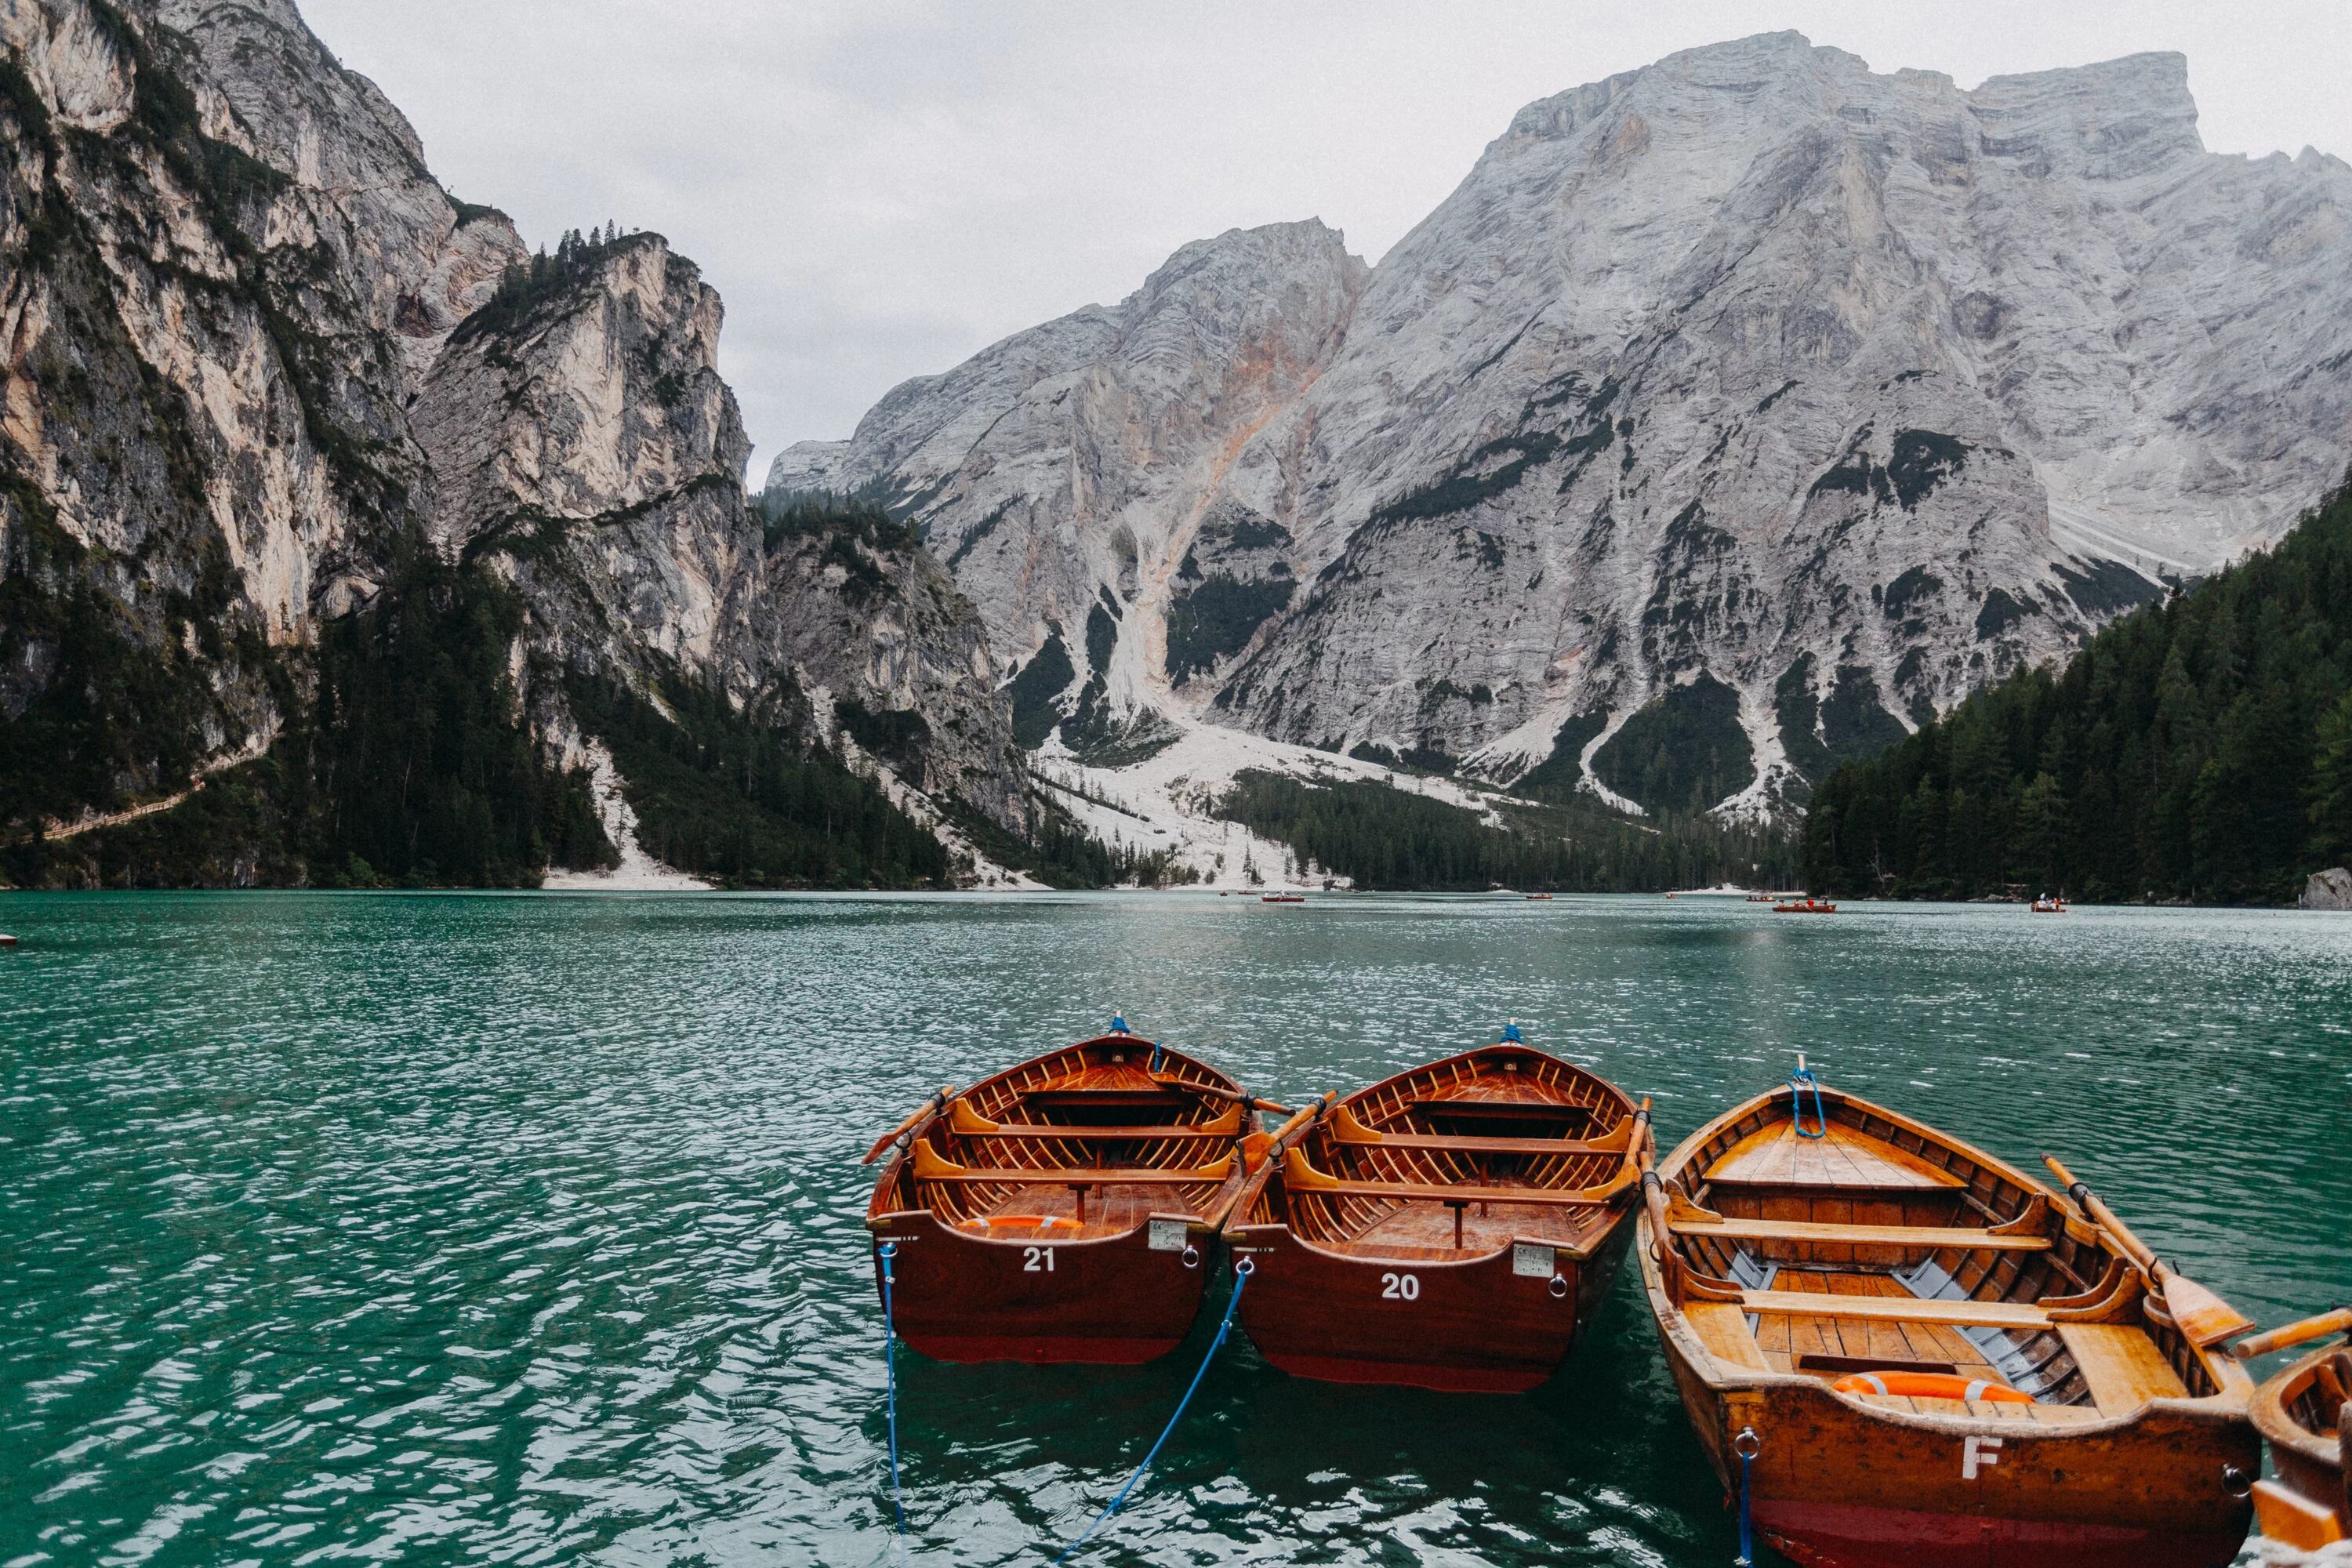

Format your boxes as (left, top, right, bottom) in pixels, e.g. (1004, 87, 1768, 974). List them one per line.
(1322, 1198, 1615, 1257)
(966, 1182, 1206, 1236)
(1705, 1120, 1965, 1191)
(1727, 1272, 2104, 1424)
(1755, 1271, 2002, 1379)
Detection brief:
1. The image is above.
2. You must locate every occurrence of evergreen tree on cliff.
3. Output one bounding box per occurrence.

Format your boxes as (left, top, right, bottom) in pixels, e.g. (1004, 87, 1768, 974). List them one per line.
(1804, 481, 2352, 904)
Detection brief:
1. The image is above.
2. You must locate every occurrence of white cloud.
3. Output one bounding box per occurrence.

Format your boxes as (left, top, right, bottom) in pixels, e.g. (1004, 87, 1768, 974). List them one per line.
(297, 1, 2352, 480)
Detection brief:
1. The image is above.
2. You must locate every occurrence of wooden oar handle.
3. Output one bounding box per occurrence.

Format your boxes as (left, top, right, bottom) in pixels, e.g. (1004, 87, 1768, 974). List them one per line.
(1148, 1076, 1290, 1116)
(1622, 1099, 1653, 1172)
(2042, 1154, 2158, 1271)
(1263, 1092, 1335, 1152)
(863, 1085, 956, 1164)
(2233, 1307, 2352, 1360)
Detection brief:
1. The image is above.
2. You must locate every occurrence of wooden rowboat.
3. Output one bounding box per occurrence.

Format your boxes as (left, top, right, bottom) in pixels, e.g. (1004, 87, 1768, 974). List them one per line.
(1638, 1078, 2258, 1566)
(2238, 1308, 2352, 1548)
(1223, 1036, 1647, 1392)
(865, 1029, 1262, 1365)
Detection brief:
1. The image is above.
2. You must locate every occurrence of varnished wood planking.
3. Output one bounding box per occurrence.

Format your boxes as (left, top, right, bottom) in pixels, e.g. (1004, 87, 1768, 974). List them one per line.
(1639, 1080, 2258, 1566)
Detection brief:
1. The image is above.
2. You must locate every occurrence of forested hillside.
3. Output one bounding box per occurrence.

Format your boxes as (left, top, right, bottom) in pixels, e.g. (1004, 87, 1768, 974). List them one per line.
(1225, 771, 1799, 893)
(1805, 483, 2352, 904)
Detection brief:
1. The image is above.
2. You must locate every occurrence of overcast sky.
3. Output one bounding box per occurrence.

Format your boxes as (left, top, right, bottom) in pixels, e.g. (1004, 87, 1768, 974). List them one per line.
(300, 2, 2352, 482)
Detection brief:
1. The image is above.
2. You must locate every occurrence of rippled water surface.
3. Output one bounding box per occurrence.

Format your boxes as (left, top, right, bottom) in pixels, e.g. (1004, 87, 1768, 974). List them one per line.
(3, 891, 2348, 1566)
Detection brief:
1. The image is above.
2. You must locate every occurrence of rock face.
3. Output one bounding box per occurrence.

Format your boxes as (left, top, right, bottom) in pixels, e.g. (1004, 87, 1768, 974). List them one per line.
(2300, 867, 2352, 910)
(776, 34, 2352, 813)
(1, 0, 1024, 844)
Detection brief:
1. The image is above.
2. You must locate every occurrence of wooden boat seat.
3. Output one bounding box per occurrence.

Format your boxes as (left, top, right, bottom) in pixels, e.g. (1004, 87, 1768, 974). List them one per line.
(913, 1143, 1234, 1185)
(1327, 1101, 1632, 1156)
(1668, 1215, 2050, 1252)
(1686, 1301, 1775, 1373)
(949, 1099, 1242, 1139)
(1704, 1120, 1965, 1192)
(1284, 1145, 1635, 1207)
(1739, 1289, 2053, 1331)
(2058, 1324, 2187, 1414)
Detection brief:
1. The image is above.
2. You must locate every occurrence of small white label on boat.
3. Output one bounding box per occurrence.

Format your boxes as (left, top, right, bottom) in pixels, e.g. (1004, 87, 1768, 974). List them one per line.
(1149, 1219, 1189, 1253)
(1513, 1243, 1555, 1277)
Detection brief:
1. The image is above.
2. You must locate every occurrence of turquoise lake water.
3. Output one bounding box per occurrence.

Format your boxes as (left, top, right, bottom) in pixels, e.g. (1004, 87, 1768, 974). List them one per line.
(2, 891, 2347, 1565)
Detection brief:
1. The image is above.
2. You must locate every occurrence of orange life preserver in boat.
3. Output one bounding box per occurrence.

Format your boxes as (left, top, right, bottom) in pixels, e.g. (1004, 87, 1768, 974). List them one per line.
(1832, 1370, 2034, 1404)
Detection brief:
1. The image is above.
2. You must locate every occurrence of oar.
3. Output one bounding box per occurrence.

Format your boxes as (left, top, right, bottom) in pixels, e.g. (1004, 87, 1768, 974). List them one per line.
(1149, 1075, 1294, 1117)
(1621, 1099, 1654, 1181)
(2230, 1306, 2352, 1361)
(1260, 1092, 1334, 1152)
(864, 1086, 956, 1165)
(1204, 1093, 1333, 1230)
(2043, 1155, 2255, 1348)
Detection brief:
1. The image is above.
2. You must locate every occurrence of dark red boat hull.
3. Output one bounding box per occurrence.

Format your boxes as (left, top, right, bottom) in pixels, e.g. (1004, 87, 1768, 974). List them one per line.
(1756, 1499, 2244, 1568)
(869, 1211, 1212, 1364)
(1228, 1216, 1631, 1393)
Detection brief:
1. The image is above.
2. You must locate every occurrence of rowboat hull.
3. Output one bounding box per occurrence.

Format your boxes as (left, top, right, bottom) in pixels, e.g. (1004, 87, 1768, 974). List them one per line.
(1229, 1217, 1632, 1392)
(1639, 1083, 2256, 1567)
(1224, 1040, 1646, 1392)
(864, 1032, 1250, 1367)
(2247, 1338, 2350, 1548)
(869, 1209, 1213, 1364)
(1651, 1322, 2253, 1566)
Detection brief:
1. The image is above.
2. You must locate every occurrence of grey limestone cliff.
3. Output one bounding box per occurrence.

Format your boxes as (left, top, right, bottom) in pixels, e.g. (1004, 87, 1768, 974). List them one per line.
(0, 0, 1025, 855)
(777, 34, 2352, 814)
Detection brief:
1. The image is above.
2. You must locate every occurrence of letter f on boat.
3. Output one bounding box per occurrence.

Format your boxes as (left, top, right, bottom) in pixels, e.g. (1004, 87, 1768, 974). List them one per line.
(1962, 1434, 2003, 1480)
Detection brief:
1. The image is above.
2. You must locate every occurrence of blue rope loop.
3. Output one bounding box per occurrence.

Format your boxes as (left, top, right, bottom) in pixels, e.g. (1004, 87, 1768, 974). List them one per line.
(1501, 1021, 1523, 1044)
(1048, 1258, 1254, 1565)
(878, 1242, 906, 1541)
(1788, 1065, 1828, 1140)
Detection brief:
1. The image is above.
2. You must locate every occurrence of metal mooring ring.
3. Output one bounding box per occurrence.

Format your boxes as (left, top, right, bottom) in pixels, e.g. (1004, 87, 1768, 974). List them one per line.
(1181, 1243, 1201, 1270)
(1548, 1274, 1570, 1299)
(1235, 1255, 1257, 1277)
(877, 1241, 898, 1261)
(2222, 1464, 2253, 1499)
(1733, 1426, 1762, 1461)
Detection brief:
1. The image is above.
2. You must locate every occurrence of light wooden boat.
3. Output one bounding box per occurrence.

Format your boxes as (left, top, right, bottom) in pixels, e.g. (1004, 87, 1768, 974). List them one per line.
(1639, 1079, 2258, 1566)
(2238, 1308, 2351, 1548)
(1223, 1040, 1646, 1392)
(865, 1030, 1262, 1364)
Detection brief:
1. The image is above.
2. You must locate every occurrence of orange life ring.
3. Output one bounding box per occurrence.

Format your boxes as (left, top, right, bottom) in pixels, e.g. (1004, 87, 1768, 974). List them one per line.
(1832, 1370, 2034, 1404)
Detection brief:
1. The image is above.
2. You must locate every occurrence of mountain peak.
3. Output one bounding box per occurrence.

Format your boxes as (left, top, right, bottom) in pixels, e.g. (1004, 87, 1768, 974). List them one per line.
(784, 32, 2352, 815)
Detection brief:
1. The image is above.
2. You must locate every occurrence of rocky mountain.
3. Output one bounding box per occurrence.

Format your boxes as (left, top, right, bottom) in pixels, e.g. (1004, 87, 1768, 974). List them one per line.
(0, 0, 1025, 884)
(776, 33, 2352, 815)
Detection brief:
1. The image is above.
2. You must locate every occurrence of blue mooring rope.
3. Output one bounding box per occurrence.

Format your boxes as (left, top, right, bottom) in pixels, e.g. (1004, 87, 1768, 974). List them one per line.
(1733, 1426, 1759, 1566)
(1047, 1258, 1254, 1565)
(1788, 1064, 1828, 1140)
(878, 1242, 906, 1544)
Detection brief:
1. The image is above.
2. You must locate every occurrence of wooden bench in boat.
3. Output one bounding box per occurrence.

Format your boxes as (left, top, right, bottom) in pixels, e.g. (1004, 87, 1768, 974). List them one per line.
(949, 1099, 1242, 1140)
(1737, 1289, 2054, 1330)
(913, 1143, 1234, 1185)
(1283, 1145, 1634, 1208)
(1669, 1215, 2050, 1252)
(913, 1142, 1235, 1223)
(2059, 1323, 2187, 1414)
(1327, 1101, 1634, 1157)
